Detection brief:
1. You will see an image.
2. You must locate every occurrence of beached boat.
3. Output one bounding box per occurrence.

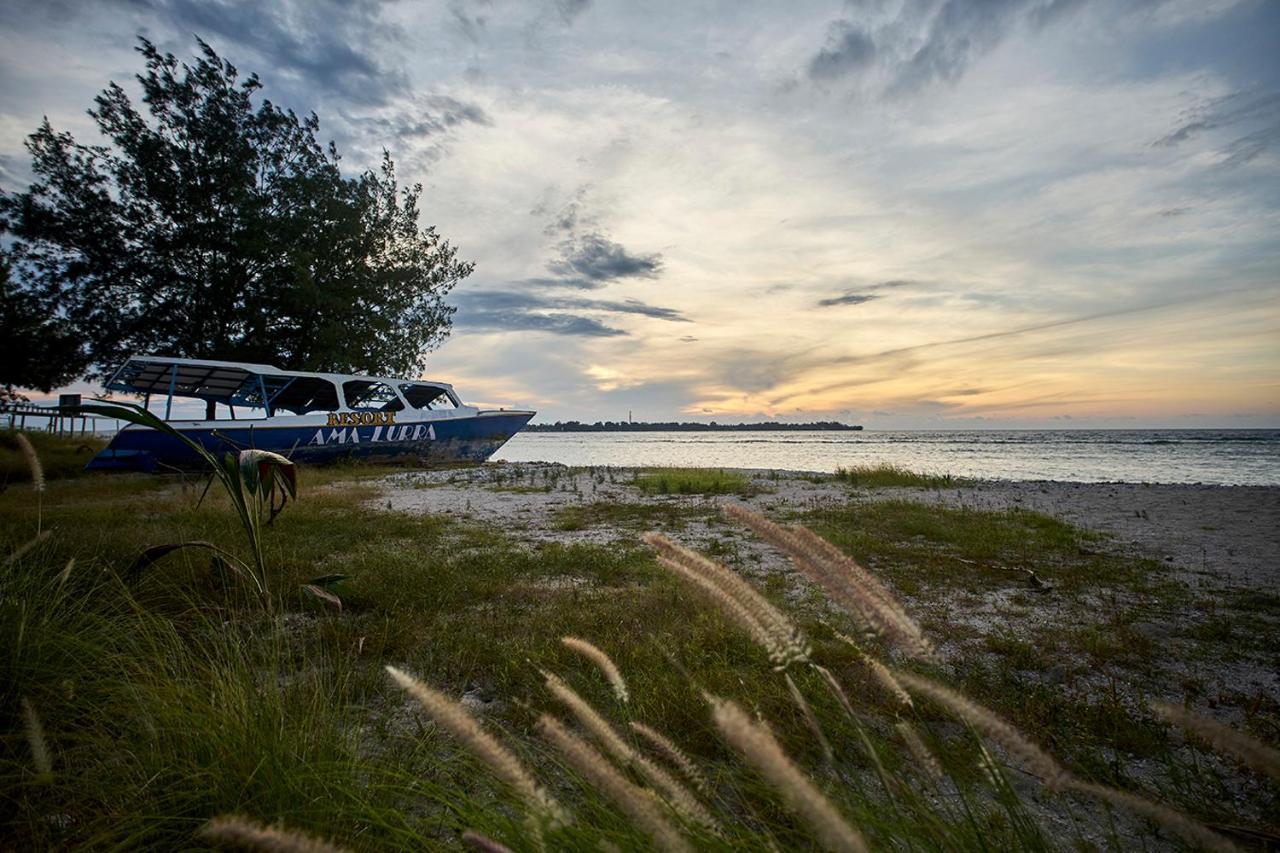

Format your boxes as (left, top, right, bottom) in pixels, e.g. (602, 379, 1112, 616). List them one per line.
(85, 356, 535, 472)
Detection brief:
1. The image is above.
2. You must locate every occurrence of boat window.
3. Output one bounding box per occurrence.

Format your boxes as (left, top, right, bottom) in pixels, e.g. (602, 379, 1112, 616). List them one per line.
(270, 377, 340, 415)
(343, 380, 405, 412)
(399, 383, 457, 410)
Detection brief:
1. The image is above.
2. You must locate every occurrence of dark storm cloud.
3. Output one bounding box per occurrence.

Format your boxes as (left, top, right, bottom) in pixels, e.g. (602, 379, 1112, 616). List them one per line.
(532, 187, 663, 287)
(548, 233, 663, 284)
(452, 288, 686, 337)
(1155, 90, 1280, 167)
(461, 312, 624, 336)
(132, 0, 408, 105)
(458, 290, 687, 321)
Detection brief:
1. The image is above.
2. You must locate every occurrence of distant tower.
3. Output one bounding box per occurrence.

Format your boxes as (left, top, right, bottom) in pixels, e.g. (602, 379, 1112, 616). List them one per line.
(628, 410, 632, 424)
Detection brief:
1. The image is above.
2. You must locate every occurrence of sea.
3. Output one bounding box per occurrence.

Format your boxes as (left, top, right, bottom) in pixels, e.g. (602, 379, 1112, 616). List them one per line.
(494, 429, 1280, 486)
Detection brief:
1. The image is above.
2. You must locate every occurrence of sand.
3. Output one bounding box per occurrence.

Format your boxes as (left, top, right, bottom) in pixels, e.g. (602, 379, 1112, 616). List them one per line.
(375, 464, 1280, 590)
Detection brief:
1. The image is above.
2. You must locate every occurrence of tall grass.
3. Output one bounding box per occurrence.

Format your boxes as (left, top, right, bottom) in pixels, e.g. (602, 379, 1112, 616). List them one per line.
(1, 439, 1272, 851)
(833, 464, 962, 488)
(632, 467, 755, 495)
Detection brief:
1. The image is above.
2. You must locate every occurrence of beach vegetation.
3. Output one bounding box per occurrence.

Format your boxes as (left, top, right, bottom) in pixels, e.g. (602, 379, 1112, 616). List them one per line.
(632, 467, 757, 496)
(833, 464, 965, 488)
(1, 442, 1275, 849)
(1, 430, 105, 485)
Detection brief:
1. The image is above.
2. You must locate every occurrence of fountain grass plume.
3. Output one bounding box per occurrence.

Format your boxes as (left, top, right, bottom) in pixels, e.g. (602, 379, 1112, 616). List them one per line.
(15, 432, 43, 492)
(1065, 781, 1239, 853)
(720, 504, 932, 659)
(561, 636, 629, 704)
(462, 830, 515, 853)
(629, 721, 712, 795)
(1152, 701, 1280, 782)
(832, 633, 912, 710)
(20, 697, 52, 783)
(386, 666, 566, 827)
(891, 668, 1067, 789)
(200, 815, 351, 853)
(895, 722, 943, 782)
(644, 532, 810, 669)
(538, 715, 692, 853)
(708, 694, 867, 853)
(542, 670, 717, 830)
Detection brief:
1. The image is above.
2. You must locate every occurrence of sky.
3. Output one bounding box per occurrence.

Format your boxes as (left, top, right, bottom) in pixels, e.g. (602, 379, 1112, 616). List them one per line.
(1, 0, 1278, 428)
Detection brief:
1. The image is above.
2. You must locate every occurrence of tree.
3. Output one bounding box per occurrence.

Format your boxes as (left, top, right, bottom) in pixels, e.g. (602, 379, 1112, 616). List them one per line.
(0, 38, 472, 394)
(0, 253, 87, 397)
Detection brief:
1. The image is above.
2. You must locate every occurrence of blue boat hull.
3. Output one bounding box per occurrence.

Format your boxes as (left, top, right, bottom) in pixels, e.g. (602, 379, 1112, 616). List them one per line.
(86, 411, 535, 473)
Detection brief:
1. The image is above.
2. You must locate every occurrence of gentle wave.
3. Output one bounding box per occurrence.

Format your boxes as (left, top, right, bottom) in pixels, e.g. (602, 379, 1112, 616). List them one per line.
(497, 429, 1280, 486)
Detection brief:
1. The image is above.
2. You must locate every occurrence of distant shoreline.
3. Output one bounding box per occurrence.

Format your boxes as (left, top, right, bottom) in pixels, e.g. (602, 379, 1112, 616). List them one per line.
(523, 421, 863, 432)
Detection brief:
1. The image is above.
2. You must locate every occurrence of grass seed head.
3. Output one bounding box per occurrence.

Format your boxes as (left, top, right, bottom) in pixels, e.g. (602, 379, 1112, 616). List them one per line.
(200, 815, 351, 853)
(561, 636, 629, 704)
(708, 694, 867, 853)
(15, 432, 44, 492)
(630, 721, 712, 795)
(1066, 780, 1239, 853)
(644, 532, 809, 668)
(543, 670, 717, 830)
(892, 669, 1067, 789)
(386, 666, 566, 827)
(20, 697, 52, 783)
(1152, 701, 1280, 782)
(538, 715, 691, 853)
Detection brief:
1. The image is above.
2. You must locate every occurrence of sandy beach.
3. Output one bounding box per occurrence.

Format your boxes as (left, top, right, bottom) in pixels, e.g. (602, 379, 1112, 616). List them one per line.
(377, 464, 1280, 590)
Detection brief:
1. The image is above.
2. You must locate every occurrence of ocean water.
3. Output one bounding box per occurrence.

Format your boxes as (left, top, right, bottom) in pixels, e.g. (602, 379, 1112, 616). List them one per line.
(494, 429, 1280, 486)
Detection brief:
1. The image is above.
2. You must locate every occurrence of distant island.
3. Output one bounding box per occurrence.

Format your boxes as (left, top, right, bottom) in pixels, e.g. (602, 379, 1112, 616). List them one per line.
(524, 420, 862, 432)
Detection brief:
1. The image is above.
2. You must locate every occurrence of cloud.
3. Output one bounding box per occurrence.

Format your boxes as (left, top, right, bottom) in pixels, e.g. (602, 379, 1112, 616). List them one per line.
(554, 0, 592, 25)
(804, 0, 1089, 93)
(815, 279, 916, 306)
(458, 289, 687, 321)
(808, 21, 876, 82)
(460, 311, 625, 337)
(451, 288, 687, 337)
(137, 0, 408, 105)
(817, 292, 880, 307)
(351, 95, 490, 138)
(533, 186, 664, 287)
(548, 233, 663, 284)
(1154, 89, 1280, 167)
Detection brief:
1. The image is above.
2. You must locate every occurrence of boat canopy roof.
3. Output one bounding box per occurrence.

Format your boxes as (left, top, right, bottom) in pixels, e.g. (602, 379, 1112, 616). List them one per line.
(104, 355, 458, 413)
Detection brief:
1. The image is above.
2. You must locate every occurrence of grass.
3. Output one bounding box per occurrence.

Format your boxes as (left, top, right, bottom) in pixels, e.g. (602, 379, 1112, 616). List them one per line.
(631, 467, 756, 496)
(833, 464, 966, 488)
(1, 434, 1276, 850)
(0, 429, 105, 485)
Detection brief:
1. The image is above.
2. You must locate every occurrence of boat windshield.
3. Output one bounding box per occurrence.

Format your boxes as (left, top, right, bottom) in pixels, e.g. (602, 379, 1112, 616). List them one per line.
(270, 377, 340, 415)
(399, 382, 457, 410)
(343, 380, 405, 412)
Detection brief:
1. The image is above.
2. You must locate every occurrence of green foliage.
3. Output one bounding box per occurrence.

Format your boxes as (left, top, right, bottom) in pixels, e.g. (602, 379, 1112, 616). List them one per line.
(0, 256, 86, 393)
(833, 464, 964, 488)
(76, 401, 296, 604)
(0, 38, 471, 383)
(632, 467, 756, 496)
(2, 465, 1274, 850)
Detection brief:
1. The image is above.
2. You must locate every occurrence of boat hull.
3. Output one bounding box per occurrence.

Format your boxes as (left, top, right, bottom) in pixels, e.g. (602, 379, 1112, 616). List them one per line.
(86, 411, 535, 473)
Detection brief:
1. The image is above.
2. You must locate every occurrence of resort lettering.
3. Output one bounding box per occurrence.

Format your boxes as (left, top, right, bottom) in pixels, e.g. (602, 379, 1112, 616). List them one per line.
(326, 410, 397, 427)
(307, 421, 436, 446)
